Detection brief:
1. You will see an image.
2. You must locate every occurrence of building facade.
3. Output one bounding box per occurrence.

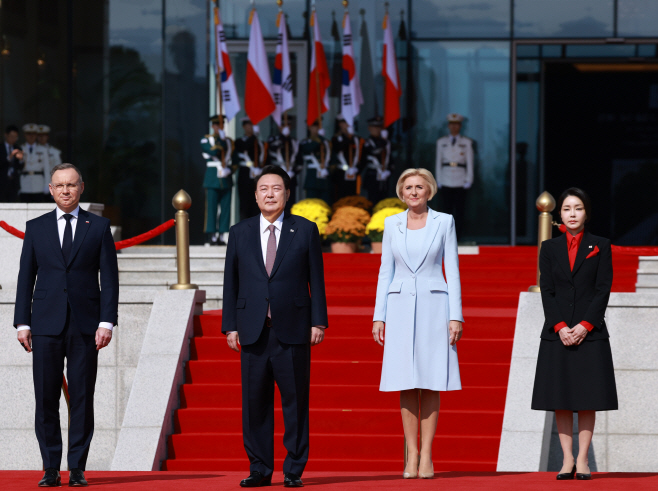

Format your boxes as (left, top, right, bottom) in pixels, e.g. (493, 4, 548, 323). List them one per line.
(1, 0, 657, 244)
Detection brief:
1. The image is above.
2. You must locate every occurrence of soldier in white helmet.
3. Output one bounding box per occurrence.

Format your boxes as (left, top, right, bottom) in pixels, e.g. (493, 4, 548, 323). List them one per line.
(435, 113, 473, 239)
(37, 125, 61, 200)
(20, 123, 50, 202)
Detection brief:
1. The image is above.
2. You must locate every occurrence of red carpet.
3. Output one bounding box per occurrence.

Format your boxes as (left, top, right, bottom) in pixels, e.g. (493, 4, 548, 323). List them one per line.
(3, 471, 658, 490)
(163, 247, 639, 473)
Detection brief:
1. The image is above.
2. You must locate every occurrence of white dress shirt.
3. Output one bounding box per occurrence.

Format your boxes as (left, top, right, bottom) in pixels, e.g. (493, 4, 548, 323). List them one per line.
(259, 212, 284, 264)
(17, 206, 114, 332)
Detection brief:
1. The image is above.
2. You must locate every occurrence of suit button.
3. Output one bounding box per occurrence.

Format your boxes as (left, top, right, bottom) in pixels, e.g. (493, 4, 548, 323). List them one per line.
(569, 303, 573, 307)
(265, 297, 269, 301)
(411, 274, 416, 279)
(64, 289, 67, 293)
(269, 279, 272, 283)
(411, 292, 415, 296)
(66, 269, 70, 273)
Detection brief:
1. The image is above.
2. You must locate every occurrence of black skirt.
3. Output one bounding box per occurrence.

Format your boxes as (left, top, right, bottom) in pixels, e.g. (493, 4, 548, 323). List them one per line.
(531, 338, 618, 411)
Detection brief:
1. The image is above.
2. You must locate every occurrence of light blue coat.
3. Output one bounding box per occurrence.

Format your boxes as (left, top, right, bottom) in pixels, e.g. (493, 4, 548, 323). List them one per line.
(373, 208, 463, 391)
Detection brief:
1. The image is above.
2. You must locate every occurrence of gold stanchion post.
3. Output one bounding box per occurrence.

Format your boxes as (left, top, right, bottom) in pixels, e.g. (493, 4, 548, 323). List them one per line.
(170, 189, 198, 290)
(529, 191, 556, 292)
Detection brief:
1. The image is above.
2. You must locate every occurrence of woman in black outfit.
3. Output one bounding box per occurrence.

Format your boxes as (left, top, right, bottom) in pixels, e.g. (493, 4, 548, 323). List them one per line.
(531, 188, 618, 481)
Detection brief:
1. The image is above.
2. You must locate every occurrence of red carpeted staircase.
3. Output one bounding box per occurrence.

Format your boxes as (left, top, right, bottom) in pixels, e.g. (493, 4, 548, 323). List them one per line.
(162, 247, 638, 472)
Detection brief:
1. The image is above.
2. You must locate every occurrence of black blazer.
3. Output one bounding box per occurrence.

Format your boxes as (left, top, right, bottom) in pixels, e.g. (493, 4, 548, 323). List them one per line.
(13, 208, 120, 336)
(0, 141, 22, 193)
(539, 231, 613, 341)
(221, 213, 329, 345)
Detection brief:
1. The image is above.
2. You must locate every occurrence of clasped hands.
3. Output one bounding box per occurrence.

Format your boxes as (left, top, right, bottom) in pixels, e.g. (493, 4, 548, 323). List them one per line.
(372, 320, 463, 346)
(227, 327, 325, 352)
(558, 323, 588, 346)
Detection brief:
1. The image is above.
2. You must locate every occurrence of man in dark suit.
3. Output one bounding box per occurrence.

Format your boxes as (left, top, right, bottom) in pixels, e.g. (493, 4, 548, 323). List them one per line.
(14, 163, 119, 487)
(222, 165, 328, 488)
(1, 125, 24, 202)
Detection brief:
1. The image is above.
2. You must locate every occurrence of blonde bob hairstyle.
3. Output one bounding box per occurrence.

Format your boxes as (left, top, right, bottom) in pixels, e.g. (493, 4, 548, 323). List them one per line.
(396, 168, 438, 201)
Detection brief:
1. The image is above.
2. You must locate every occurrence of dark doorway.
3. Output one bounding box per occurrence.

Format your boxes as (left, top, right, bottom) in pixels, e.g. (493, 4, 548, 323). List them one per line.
(544, 63, 658, 245)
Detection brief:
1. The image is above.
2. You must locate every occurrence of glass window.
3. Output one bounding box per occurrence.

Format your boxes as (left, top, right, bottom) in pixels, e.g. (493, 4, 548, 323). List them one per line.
(411, 0, 510, 39)
(514, 0, 614, 38)
(412, 41, 510, 243)
(542, 45, 562, 57)
(637, 44, 657, 57)
(566, 44, 636, 57)
(618, 1, 658, 37)
(218, 0, 307, 39)
(517, 45, 540, 57)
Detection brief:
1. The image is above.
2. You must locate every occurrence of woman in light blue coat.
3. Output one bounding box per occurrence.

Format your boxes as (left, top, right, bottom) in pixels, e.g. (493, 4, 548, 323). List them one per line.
(372, 168, 464, 479)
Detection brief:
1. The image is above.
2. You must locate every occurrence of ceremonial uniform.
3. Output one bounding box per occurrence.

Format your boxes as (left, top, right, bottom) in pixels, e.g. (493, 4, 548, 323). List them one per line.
(360, 134, 391, 205)
(298, 135, 331, 203)
(435, 113, 474, 239)
(331, 132, 361, 199)
(20, 124, 50, 203)
(202, 132, 233, 241)
(233, 131, 264, 221)
(267, 131, 300, 213)
(37, 125, 61, 199)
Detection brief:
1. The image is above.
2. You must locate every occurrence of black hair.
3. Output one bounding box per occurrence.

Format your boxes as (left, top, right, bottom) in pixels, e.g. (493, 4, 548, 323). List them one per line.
(5, 125, 19, 134)
(51, 163, 83, 183)
(557, 187, 591, 223)
(254, 165, 291, 191)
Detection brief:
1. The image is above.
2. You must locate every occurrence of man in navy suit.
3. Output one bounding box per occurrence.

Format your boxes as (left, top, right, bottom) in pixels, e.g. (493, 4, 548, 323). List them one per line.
(222, 165, 328, 488)
(14, 163, 119, 487)
(1, 124, 24, 202)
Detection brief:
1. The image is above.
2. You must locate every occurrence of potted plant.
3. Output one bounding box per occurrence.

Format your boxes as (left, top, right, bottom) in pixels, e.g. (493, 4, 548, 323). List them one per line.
(366, 207, 406, 253)
(332, 195, 373, 213)
(373, 197, 407, 213)
(291, 198, 331, 236)
(324, 206, 370, 253)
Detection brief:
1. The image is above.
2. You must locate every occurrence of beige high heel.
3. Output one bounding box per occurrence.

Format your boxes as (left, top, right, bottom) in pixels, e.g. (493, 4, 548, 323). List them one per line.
(403, 454, 419, 479)
(418, 459, 434, 479)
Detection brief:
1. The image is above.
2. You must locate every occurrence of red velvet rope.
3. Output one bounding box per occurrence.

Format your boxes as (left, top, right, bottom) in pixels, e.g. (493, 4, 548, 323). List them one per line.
(0, 218, 175, 250)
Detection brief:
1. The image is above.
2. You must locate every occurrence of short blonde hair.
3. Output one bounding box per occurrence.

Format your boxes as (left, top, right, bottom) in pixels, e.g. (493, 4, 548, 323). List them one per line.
(396, 168, 438, 200)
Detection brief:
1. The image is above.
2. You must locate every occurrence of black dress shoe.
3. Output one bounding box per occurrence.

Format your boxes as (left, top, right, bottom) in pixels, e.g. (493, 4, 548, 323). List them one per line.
(68, 469, 88, 487)
(283, 473, 304, 487)
(556, 465, 576, 480)
(240, 471, 272, 487)
(38, 469, 61, 487)
(576, 472, 592, 480)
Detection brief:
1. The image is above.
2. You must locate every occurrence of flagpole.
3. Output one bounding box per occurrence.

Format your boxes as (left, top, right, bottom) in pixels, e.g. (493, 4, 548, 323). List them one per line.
(381, 2, 389, 172)
(343, 1, 354, 172)
(311, 4, 325, 169)
(214, 1, 224, 131)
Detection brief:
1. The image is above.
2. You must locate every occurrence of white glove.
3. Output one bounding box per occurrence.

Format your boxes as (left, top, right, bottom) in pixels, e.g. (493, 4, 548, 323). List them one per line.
(317, 168, 329, 179)
(463, 182, 472, 189)
(318, 128, 325, 136)
(376, 169, 391, 181)
(250, 167, 263, 178)
(437, 182, 442, 189)
(218, 129, 226, 139)
(282, 126, 291, 136)
(220, 167, 232, 178)
(286, 169, 295, 179)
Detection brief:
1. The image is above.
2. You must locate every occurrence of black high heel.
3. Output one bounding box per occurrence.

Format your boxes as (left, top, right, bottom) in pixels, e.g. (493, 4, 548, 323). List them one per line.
(576, 472, 592, 480)
(556, 464, 576, 480)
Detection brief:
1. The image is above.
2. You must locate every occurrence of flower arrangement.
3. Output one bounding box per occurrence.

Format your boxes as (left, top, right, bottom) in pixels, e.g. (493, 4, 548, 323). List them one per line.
(366, 207, 404, 242)
(373, 197, 407, 214)
(332, 195, 373, 212)
(291, 198, 331, 235)
(324, 206, 371, 243)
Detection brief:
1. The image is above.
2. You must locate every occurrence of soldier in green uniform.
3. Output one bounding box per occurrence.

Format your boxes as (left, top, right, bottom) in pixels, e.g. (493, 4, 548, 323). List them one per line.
(298, 120, 331, 203)
(202, 115, 233, 245)
(331, 114, 361, 200)
(266, 122, 300, 214)
(232, 117, 264, 220)
(360, 116, 392, 205)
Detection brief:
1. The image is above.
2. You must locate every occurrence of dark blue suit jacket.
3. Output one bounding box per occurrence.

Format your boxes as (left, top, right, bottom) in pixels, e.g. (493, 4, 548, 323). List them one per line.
(13, 208, 119, 336)
(221, 213, 328, 346)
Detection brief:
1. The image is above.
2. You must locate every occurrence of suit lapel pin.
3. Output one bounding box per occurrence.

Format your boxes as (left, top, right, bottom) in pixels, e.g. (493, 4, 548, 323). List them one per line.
(589, 245, 592, 248)
(290, 229, 294, 232)
(86, 221, 89, 224)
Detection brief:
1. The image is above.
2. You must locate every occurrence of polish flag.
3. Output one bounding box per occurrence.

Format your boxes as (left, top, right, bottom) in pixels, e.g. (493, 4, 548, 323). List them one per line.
(272, 11, 293, 128)
(246, 9, 275, 125)
(341, 12, 363, 130)
(307, 9, 331, 127)
(382, 11, 401, 128)
(214, 7, 240, 121)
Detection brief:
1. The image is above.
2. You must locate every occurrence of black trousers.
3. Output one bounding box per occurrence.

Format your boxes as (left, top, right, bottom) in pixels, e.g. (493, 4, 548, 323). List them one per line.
(241, 321, 310, 477)
(31, 305, 99, 470)
(441, 186, 467, 240)
(238, 167, 260, 221)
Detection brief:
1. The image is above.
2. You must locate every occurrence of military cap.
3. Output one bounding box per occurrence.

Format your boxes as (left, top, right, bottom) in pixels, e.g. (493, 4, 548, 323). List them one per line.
(241, 117, 253, 125)
(367, 116, 383, 127)
(335, 113, 346, 122)
(37, 125, 51, 134)
(22, 123, 38, 133)
(209, 115, 226, 124)
(447, 113, 464, 123)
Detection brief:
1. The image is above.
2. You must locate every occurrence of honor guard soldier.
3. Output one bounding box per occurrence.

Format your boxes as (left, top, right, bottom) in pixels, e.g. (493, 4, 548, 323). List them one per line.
(232, 117, 264, 220)
(267, 122, 300, 213)
(331, 114, 361, 199)
(37, 125, 62, 200)
(202, 115, 233, 245)
(435, 113, 473, 239)
(20, 123, 50, 202)
(298, 120, 331, 203)
(360, 116, 391, 205)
